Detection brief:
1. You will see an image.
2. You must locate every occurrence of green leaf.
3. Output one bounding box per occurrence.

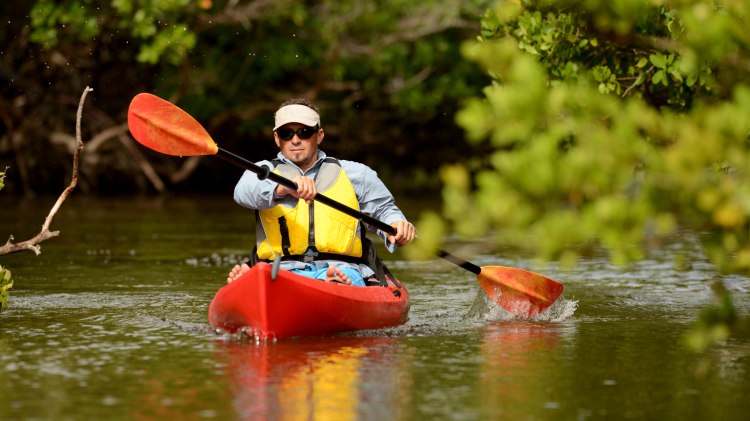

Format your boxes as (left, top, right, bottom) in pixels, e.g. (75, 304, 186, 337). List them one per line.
(652, 69, 664, 85)
(650, 53, 667, 69)
(0, 265, 12, 312)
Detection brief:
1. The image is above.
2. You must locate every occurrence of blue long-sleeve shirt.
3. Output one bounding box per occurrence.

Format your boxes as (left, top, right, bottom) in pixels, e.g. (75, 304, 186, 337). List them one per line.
(233, 150, 407, 277)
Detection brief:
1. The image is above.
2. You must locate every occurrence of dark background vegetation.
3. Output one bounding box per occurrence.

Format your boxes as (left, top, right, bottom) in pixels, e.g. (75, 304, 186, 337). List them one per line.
(0, 0, 492, 196)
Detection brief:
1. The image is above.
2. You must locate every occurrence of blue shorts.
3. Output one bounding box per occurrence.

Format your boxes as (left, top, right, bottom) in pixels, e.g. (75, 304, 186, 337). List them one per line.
(291, 264, 366, 287)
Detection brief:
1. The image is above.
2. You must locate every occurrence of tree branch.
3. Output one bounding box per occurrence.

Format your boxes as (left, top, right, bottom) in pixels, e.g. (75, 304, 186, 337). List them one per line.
(0, 86, 92, 256)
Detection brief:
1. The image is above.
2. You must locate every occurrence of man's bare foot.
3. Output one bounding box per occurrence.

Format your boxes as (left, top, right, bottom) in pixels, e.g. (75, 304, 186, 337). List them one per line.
(227, 263, 250, 283)
(325, 265, 352, 285)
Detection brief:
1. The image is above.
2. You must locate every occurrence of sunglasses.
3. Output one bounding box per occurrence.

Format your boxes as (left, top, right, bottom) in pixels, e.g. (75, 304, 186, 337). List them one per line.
(276, 126, 318, 141)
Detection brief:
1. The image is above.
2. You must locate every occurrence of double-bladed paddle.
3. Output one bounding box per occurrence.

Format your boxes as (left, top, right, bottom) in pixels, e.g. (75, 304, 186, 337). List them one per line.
(127, 93, 564, 316)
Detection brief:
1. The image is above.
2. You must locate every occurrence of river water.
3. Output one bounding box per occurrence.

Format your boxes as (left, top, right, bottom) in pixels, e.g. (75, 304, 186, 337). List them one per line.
(1, 195, 748, 420)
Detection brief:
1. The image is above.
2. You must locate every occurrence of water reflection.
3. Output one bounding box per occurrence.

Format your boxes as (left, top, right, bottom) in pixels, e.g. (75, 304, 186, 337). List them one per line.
(216, 336, 404, 420)
(479, 321, 573, 418)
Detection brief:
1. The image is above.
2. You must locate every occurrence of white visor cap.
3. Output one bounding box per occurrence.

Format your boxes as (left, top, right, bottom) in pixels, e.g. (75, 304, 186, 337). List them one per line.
(273, 104, 321, 130)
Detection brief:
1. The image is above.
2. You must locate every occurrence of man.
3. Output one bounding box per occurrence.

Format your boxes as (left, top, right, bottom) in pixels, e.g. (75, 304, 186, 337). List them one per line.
(227, 98, 416, 286)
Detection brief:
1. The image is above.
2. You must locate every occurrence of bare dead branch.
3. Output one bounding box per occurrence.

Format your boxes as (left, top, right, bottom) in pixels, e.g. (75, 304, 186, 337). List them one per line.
(79, 109, 166, 193)
(200, 0, 279, 27)
(169, 156, 204, 184)
(116, 131, 166, 192)
(86, 123, 128, 153)
(0, 86, 92, 256)
(339, 5, 477, 56)
(50, 131, 78, 154)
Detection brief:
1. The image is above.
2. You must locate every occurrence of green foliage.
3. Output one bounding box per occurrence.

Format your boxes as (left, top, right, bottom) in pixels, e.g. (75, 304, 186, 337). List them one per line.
(30, 0, 196, 65)
(416, 0, 750, 350)
(0, 265, 11, 312)
(30, 0, 100, 48)
(433, 0, 750, 272)
(685, 280, 737, 352)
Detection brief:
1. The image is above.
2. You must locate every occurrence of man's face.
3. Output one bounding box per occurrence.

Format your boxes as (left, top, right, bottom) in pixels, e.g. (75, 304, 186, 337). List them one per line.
(274, 123, 323, 171)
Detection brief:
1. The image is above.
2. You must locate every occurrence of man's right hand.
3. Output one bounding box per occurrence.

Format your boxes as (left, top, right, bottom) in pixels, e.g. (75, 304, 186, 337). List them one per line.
(276, 175, 317, 203)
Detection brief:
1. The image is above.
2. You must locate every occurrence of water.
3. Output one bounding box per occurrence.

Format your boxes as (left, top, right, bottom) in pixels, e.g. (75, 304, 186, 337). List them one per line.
(1, 195, 748, 420)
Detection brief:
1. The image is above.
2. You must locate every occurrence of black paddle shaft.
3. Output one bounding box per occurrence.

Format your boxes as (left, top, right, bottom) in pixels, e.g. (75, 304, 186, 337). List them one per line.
(217, 148, 482, 275)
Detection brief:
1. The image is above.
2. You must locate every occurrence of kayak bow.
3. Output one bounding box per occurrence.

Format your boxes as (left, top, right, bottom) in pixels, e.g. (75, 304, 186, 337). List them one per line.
(208, 263, 410, 339)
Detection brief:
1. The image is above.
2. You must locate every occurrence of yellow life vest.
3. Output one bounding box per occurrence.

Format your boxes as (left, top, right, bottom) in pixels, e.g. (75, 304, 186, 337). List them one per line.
(256, 159, 363, 261)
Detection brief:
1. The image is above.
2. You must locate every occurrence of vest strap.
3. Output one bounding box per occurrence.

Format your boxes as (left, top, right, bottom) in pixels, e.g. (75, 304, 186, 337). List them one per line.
(278, 216, 291, 256)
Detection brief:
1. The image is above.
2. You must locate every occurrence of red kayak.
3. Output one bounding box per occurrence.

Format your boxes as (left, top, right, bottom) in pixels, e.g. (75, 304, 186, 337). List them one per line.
(208, 262, 410, 339)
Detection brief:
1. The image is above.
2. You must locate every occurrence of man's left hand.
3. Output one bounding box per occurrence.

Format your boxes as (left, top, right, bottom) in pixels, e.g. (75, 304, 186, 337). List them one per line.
(387, 220, 416, 246)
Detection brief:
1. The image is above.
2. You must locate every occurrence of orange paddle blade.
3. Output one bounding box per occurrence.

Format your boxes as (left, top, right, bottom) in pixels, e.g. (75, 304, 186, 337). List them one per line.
(477, 266, 564, 316)
(127, 93, 218, 156)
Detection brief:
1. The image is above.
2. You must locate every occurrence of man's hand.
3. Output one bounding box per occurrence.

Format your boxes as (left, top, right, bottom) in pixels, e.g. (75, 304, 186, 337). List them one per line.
(387, 220, 416, 246)
(276, 176, 317, 203)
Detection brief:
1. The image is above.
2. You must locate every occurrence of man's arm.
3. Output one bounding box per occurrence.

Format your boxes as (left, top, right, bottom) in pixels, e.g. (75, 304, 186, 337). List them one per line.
(342, 160, 415, 249)
(233, 160, 279, 210)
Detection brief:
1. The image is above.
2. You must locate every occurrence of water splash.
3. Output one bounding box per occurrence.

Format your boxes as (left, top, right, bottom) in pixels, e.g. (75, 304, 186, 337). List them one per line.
(214, 326, 278, 345)
(466, 288, 577, 323)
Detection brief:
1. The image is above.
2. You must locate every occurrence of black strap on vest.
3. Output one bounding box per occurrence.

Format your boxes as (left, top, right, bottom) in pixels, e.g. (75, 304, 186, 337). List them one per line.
(278, 216, 291, 256)
(305, 194, 317, 261)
